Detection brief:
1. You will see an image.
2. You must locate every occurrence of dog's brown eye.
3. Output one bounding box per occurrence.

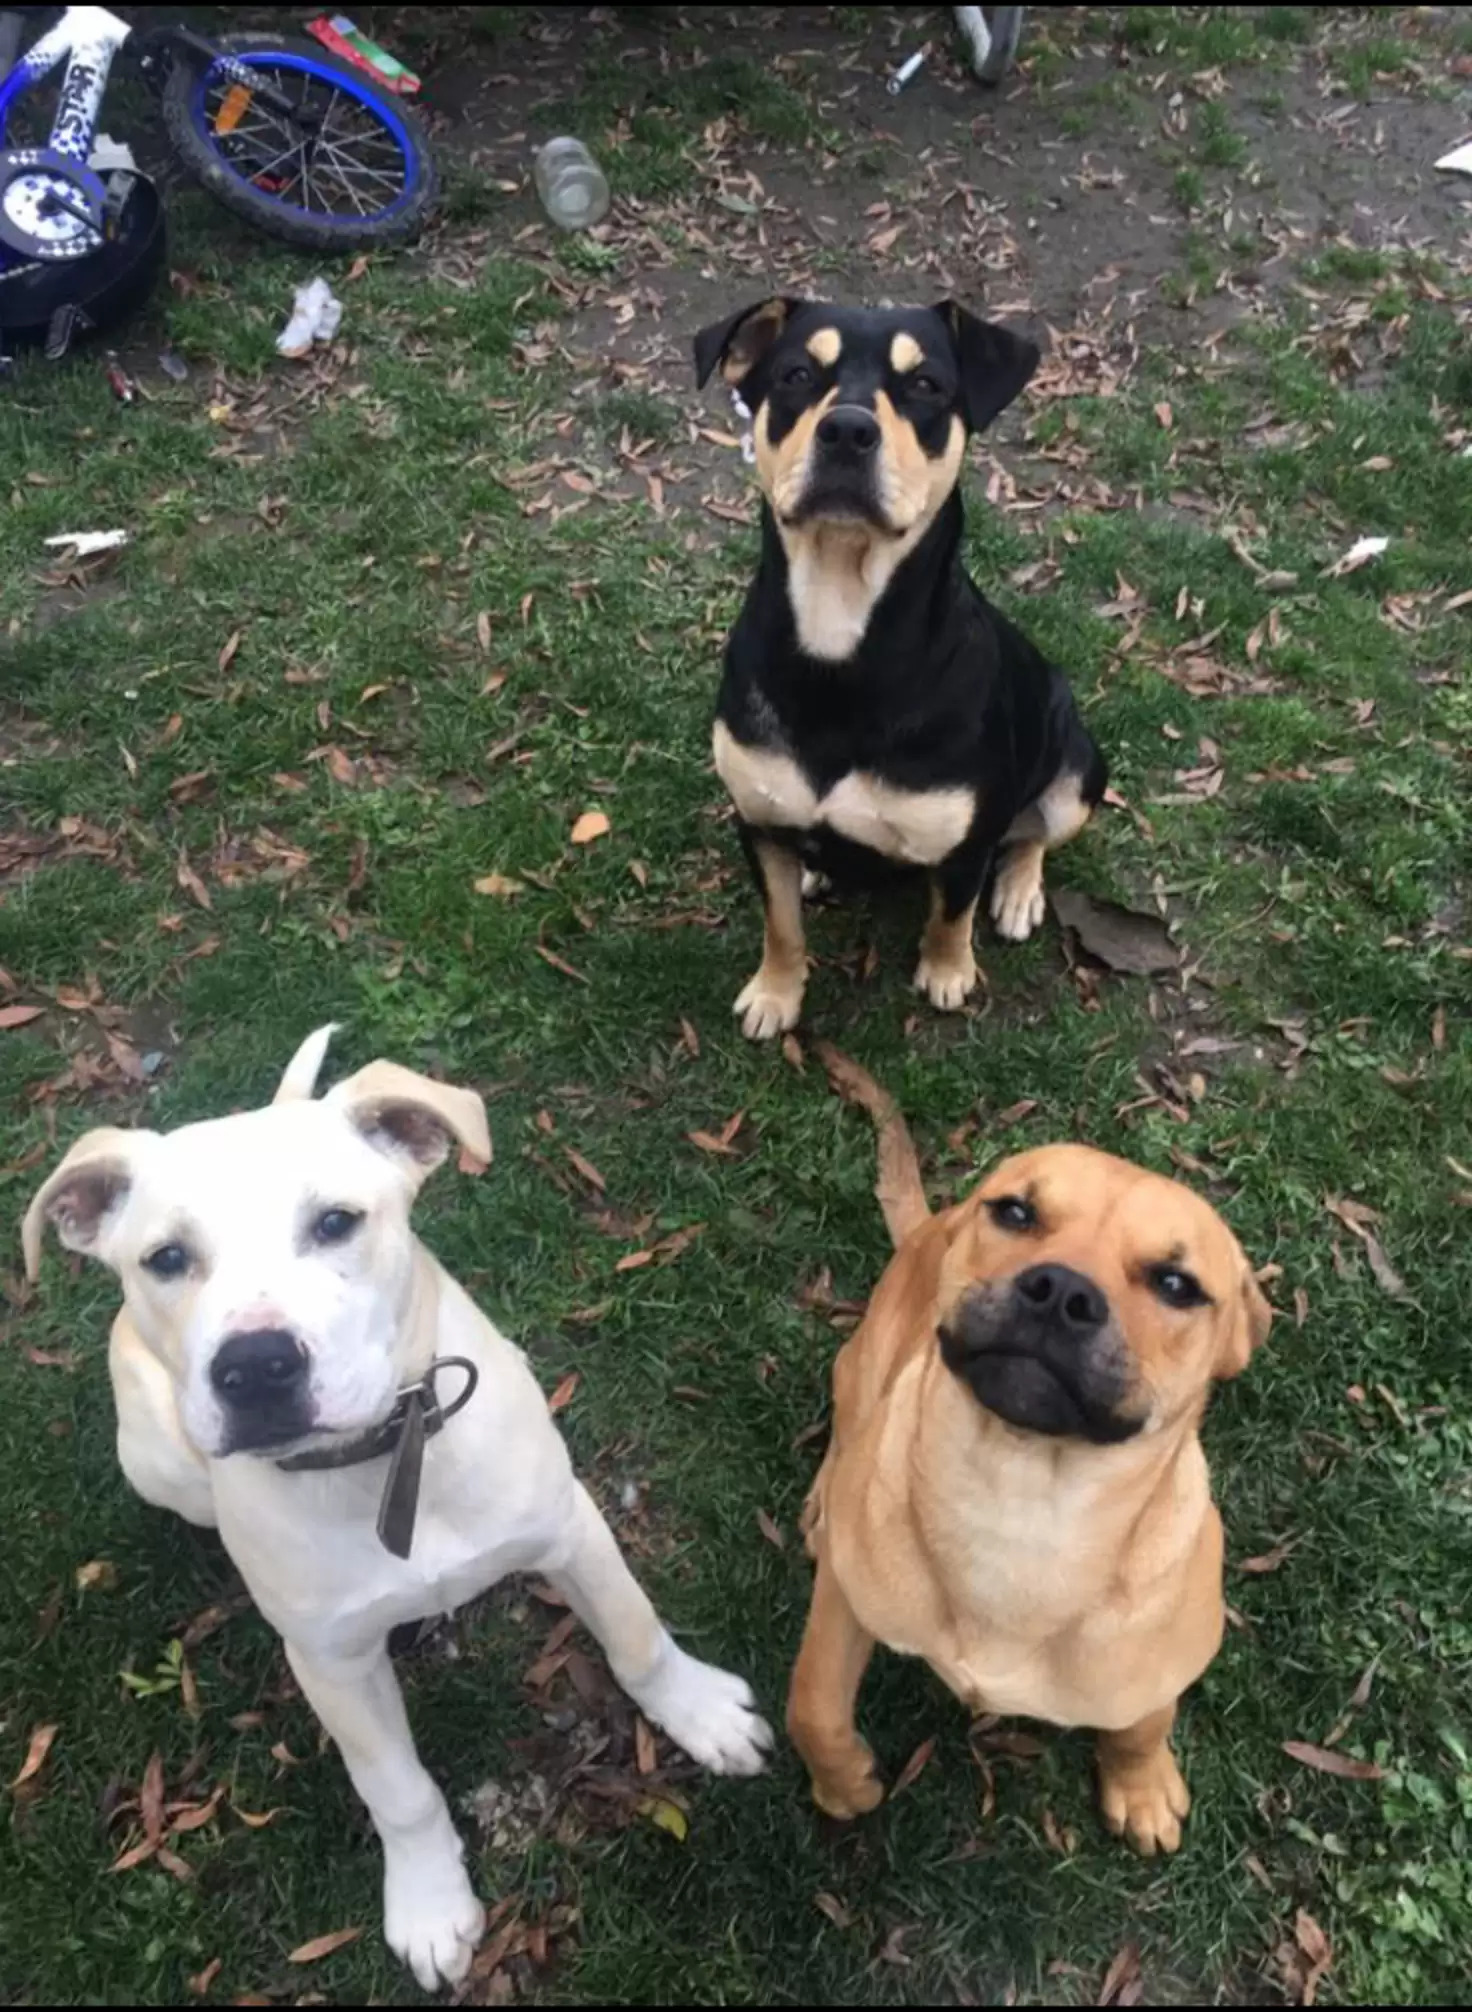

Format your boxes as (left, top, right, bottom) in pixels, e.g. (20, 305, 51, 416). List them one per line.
(782, 361, 813, 388)
(1149, 1265, 1209, 1310)
(142, 1243, 190, 1280)
(315, 1208, 363, 1246)
(912, 372, 943, 397)
(988, 1195, 1036, 1232)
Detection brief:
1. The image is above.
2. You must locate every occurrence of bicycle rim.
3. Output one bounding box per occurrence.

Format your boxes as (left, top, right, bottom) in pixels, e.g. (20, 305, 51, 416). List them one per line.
(192, 53, 418, 225)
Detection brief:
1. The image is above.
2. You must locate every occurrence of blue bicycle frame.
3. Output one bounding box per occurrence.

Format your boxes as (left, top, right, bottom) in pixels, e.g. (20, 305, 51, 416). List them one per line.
(0, 5, 132, 271)
(0, 5, 130, 156)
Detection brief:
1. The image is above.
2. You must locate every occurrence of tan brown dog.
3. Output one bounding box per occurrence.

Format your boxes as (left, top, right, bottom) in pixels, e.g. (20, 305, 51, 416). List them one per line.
(788, 1048, 1271, 1854)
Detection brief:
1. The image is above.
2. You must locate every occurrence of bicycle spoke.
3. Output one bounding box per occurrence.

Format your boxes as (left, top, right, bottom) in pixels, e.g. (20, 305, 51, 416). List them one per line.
(202, 61, 408, 219)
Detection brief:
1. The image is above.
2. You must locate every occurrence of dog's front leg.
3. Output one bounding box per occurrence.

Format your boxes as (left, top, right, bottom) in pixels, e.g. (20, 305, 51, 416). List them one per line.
(734, 823, 808, 1040)
(284, 1641, 483, 1990)
(914, 841, 991, 1011)
(540, 1481, 772, 1773)
(1095, 1700, 1190, 1856)
(786, 1553, 883, 1818)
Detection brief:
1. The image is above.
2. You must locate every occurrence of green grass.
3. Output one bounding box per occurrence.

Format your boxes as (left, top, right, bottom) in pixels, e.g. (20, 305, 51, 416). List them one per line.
(3, 8, 1472, 2007)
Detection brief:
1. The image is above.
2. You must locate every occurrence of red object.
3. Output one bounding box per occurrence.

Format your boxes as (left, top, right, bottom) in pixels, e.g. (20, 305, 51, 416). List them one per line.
(303, 16, 421, 96)
(105, 356, 136, 403)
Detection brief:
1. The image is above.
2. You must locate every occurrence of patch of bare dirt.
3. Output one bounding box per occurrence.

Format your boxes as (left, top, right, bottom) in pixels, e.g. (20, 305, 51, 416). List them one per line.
(407, 5, 1472, 526)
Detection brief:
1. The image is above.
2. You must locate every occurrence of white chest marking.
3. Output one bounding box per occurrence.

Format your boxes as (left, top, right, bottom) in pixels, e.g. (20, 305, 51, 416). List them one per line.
(713, 723, 974, 866)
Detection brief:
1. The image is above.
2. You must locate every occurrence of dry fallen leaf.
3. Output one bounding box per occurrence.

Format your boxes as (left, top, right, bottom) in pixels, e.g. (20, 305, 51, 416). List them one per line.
(176, 853, 213, 912)
(75, 1559, 119, 1593)
(688, 1126, 738, 1156)
(755, 1508, 785, 1551)
(170, 1787, 226, 1833)
(110, 1836, 160, 1874)
(814, 1891, 853, 1930)
(10, 1722, 58, 1789)
(0, 1003, 45, 1030)
(563, 1147, 606, 1192)
(1052, 890, 1181, 975)
(217, 629, 242, 673)
(287, 1927, 363, 1965)
(892, 1736, 937, 1795)
(1097, 1941, 1142, 2007)
(1237, 1536, 1300, 1575)
(141, 1750, 166, 1845)
(569, 810, 610, 846)
(232, 1805, 283, 1829)
(1293, 1909, 1332, 2007)
(186, 1956, 222, 1997)
(547, 1372, 580, 1416)
(1324, 1196, 1407, 1299)
(1282, 1740, 1383, 1781)
(535, 944, 589, 985)
(634, 1716, 658, 1777)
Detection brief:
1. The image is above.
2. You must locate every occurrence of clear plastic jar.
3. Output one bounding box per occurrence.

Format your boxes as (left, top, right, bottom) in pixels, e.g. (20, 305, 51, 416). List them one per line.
(533, 137, 610, 232)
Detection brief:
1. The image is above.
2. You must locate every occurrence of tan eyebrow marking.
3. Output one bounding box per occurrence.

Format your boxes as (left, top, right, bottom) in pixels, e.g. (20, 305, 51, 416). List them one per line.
(890, 331, 924, 373)
(806, 326, 842, 367)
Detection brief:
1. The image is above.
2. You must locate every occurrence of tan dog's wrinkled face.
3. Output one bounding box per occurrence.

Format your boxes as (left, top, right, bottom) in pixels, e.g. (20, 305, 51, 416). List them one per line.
(692, 297, 1039, 541)
(22, 1034, 490, 1461)
(936, 1145, 1271, 1444)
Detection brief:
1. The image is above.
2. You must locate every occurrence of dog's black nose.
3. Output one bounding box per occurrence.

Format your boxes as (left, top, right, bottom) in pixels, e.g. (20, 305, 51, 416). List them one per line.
(211, 1328, 308, 1406)
(816, 405, 880, 457)
(1012, 1264, 1108, 1337)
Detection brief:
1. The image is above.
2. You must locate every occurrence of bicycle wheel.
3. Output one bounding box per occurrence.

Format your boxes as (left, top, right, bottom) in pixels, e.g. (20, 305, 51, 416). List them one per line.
(160, 32, 437, 253)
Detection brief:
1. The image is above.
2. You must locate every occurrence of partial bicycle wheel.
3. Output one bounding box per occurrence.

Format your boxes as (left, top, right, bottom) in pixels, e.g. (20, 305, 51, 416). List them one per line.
(954, 6, 1025, 85)
(159, 32, 437, 253)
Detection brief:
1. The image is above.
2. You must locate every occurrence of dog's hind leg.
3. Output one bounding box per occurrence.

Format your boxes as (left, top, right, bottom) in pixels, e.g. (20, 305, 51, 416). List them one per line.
(787, 1554, 884, 1818)
(991, 765, 1098, 943)
(734, 825, 808, 1040)
(284, 1641, 484, 1990)
(538, 1481, 772, 1774)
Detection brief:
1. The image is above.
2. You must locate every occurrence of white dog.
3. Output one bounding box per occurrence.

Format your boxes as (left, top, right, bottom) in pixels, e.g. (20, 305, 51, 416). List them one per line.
(23, 1027, 771, 1990)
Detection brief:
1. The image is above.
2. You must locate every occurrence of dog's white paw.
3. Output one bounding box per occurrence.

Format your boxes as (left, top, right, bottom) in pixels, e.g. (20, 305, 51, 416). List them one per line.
(383, 1850, 484, 1992)
(913, 946, 979, 1012)
(735, 969, 803, 1041)
(991, 857, 1047, 941)
(631, 1640, 774, 1777)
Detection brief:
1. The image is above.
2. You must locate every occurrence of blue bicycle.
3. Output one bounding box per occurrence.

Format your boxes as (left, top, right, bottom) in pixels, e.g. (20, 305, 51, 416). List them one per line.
(0, 6, 436, 285)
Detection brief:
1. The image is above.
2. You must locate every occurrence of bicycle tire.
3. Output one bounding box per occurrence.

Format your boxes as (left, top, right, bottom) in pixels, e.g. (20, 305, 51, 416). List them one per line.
(977, 7, 1024, 83)
(160, 31, 437, 252)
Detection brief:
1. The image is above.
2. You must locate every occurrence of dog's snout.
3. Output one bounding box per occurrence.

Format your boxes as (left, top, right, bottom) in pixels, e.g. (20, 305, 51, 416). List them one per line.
(210, 1328, 308, 1406)
(1013, 1264, 1109, 1337)
(816, 404, 880, 458)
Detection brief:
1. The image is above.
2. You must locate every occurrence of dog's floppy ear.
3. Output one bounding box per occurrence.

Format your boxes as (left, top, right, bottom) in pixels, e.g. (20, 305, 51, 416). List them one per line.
(23, 1128, 149, 1281)
(693, 296, 803, 390)
(1215, 1259, 1274, 1381)
(932, 301, 1040, 433)
(327, 1061, 491, 1191)
(273, 1022, 339, 1104)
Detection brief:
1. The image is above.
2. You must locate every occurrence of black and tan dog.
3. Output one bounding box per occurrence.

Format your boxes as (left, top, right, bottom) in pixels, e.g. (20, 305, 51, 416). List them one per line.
(693, 297, 1106, 1039)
